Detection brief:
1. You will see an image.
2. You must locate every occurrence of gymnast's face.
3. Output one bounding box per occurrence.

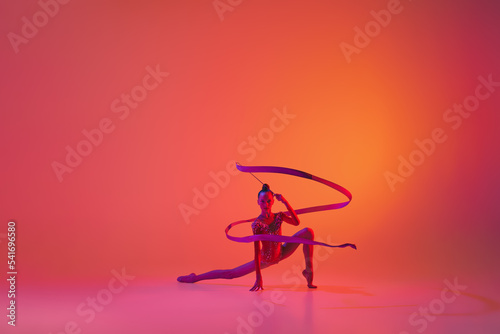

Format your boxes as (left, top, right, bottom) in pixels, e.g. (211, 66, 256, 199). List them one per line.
(258, 191, 274, 212)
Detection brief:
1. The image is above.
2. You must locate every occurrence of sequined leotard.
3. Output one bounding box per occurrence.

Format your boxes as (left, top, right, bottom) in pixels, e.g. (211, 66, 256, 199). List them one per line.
(252, 212, 284, 265)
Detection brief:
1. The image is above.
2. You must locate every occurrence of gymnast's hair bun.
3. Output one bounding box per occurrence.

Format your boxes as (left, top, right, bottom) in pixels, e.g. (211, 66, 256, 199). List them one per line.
(258, 183, 272, 198)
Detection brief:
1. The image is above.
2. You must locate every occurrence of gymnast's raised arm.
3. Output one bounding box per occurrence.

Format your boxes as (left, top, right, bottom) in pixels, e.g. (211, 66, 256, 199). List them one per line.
(275, 193, 300, 226)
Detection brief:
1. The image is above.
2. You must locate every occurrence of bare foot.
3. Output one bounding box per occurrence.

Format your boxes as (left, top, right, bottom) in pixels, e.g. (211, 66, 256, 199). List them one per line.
(302, 270, 317, 289)
(177, 273, 197, 283)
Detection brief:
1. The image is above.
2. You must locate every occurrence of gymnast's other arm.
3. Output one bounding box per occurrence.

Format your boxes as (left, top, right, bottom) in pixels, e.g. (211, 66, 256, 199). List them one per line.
(250, 240, 263, 291)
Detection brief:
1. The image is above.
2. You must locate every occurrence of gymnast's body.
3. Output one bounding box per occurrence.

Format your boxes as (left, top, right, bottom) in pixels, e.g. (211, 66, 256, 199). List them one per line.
(177, 184, 317, 291)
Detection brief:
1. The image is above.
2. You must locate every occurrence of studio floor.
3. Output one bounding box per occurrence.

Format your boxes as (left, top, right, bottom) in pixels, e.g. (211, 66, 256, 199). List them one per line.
(3, 273, 499, 334)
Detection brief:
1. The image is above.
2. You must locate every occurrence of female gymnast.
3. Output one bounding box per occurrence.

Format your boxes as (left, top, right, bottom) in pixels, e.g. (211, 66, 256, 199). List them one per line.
(177, 183, 317, 291)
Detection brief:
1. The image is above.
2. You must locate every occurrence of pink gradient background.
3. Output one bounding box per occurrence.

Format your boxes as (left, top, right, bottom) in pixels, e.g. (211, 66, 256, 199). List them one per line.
(1, 0, 499, 333)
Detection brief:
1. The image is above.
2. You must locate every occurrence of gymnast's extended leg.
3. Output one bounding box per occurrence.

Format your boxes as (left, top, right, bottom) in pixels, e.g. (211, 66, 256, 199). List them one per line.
(177, 260, 270, 283)
(280, 227, 317, 288)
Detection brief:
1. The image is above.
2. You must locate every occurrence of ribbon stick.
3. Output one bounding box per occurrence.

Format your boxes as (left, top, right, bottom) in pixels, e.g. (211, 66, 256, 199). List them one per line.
(224, 163, 356, 250)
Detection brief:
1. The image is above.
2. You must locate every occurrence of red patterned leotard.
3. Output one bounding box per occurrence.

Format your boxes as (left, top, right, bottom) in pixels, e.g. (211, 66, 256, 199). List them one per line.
(252, 212, 284, 265)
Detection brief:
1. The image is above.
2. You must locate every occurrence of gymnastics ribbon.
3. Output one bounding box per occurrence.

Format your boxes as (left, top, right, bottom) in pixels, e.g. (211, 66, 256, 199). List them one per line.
(224, 163, 356, 250)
